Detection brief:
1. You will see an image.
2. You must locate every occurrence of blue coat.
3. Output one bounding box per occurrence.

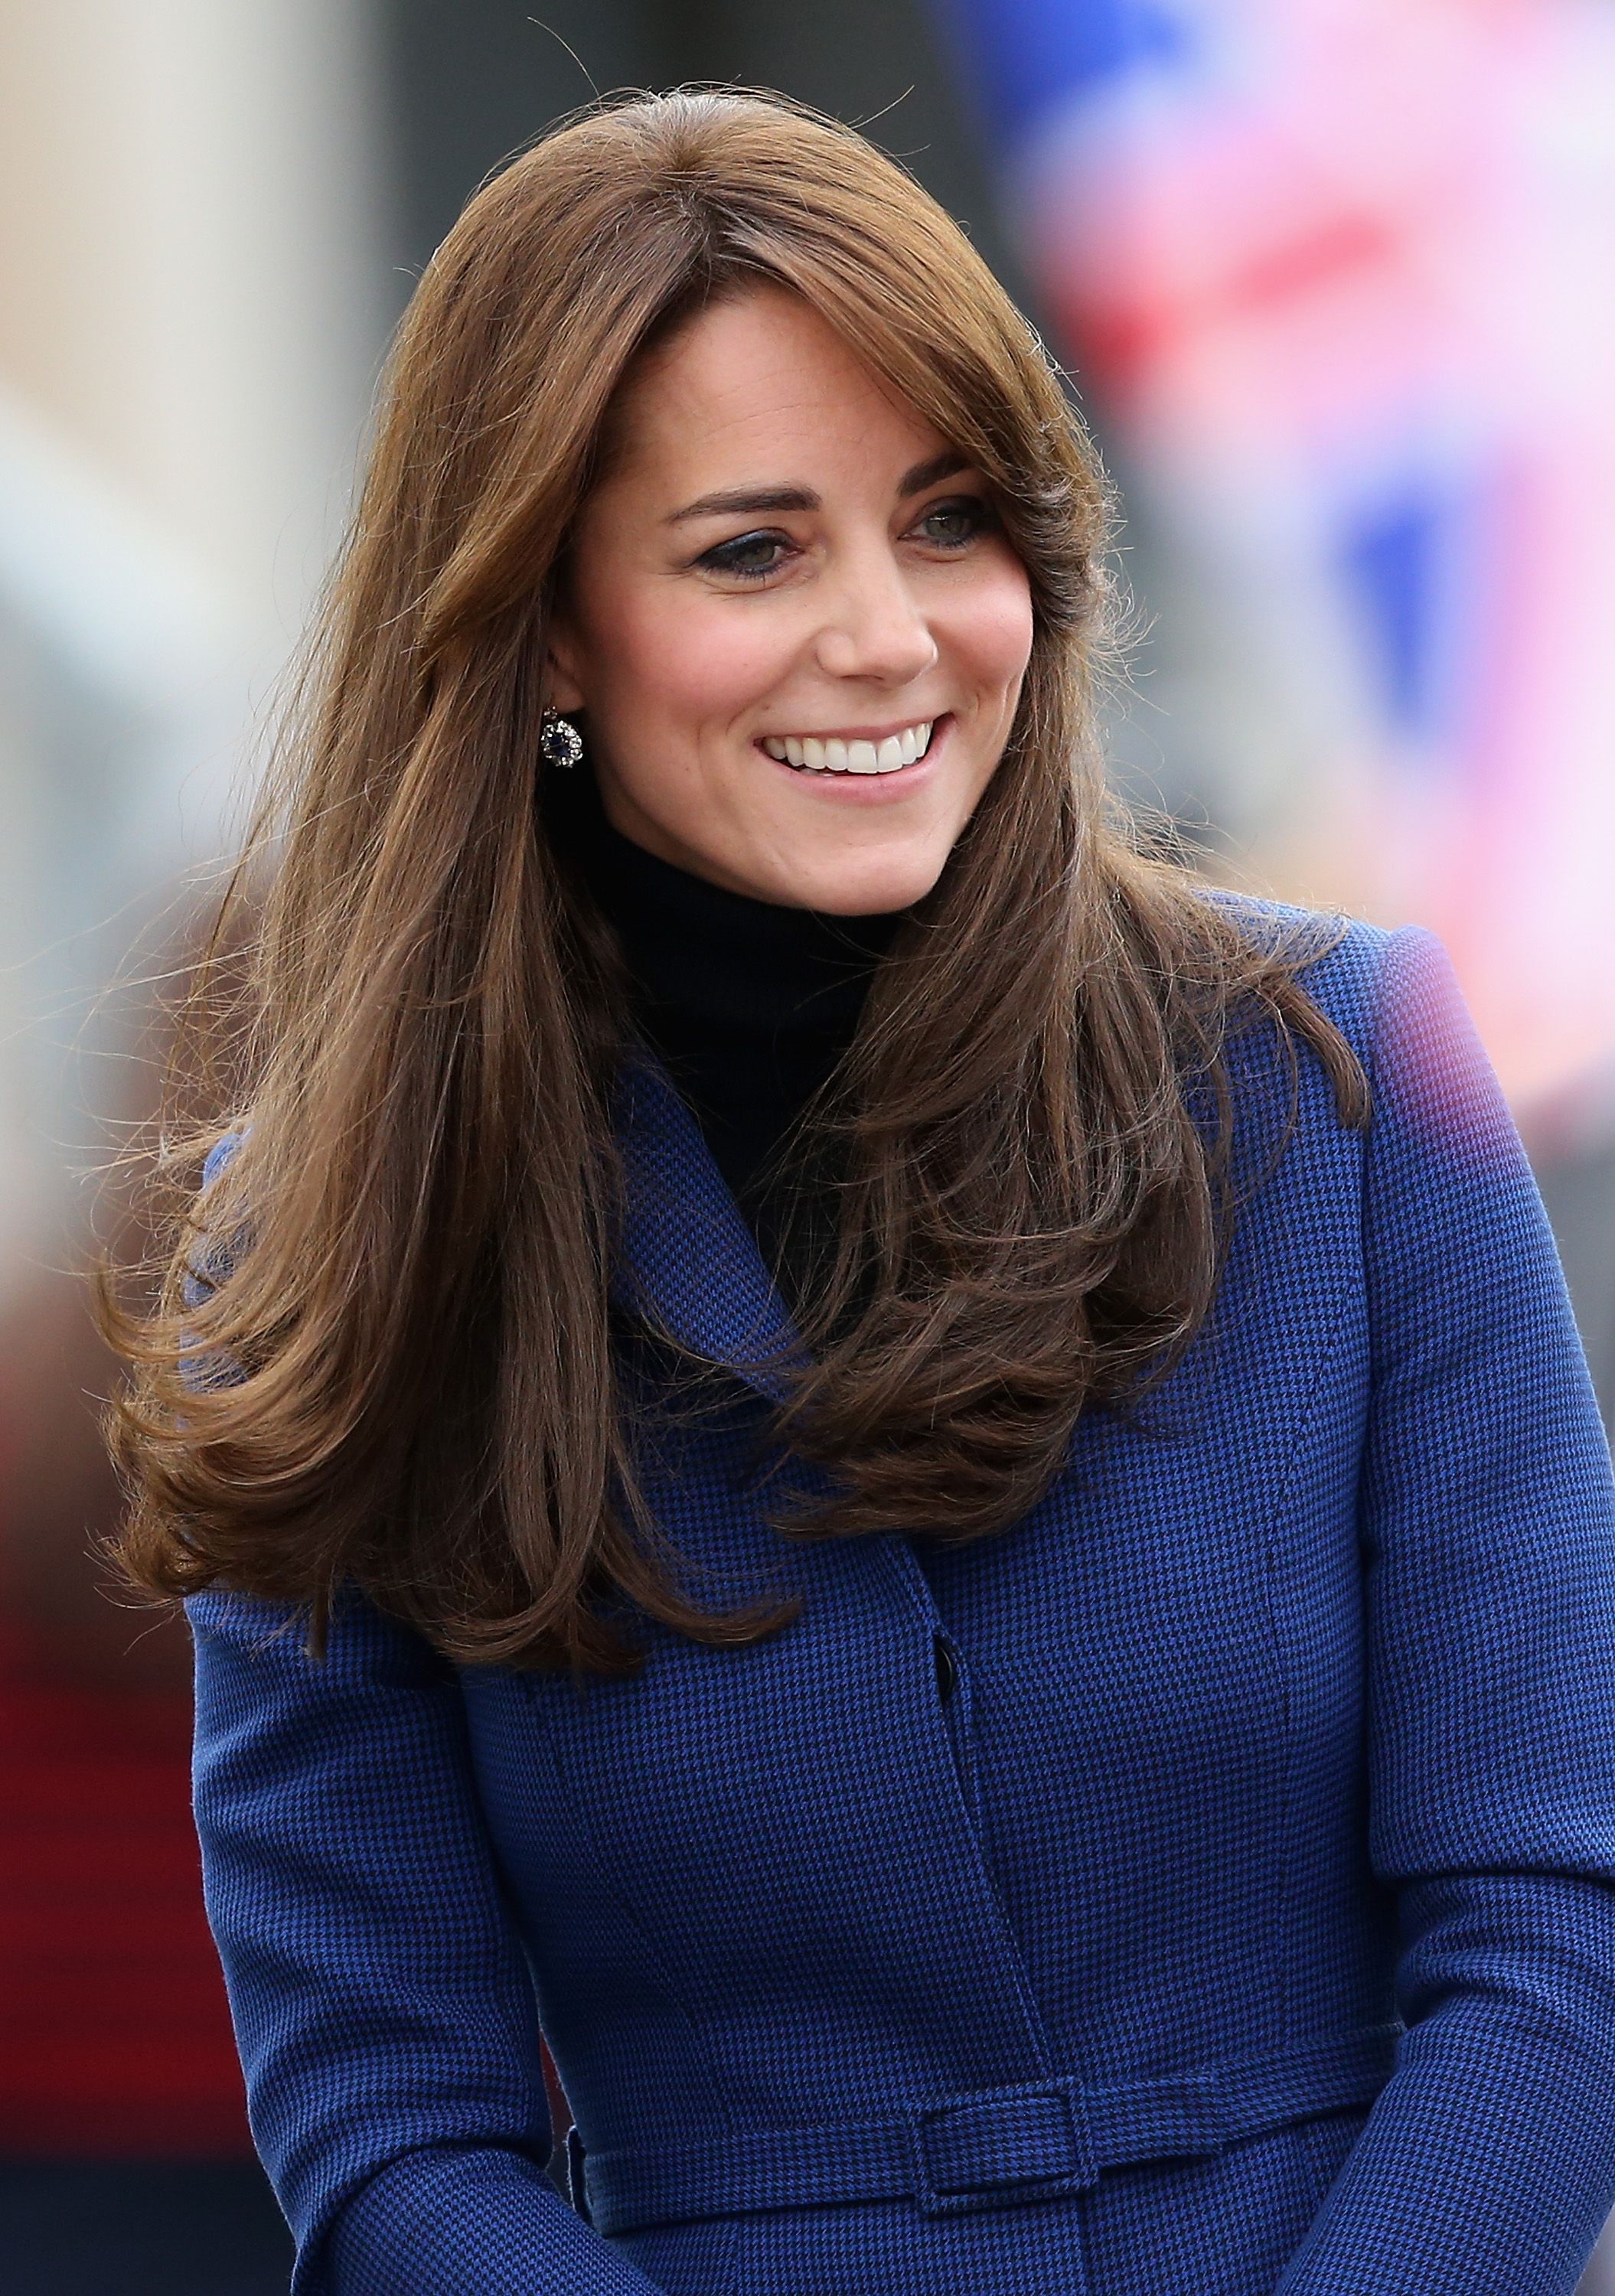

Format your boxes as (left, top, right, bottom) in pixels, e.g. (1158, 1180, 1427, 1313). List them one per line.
(188, 915, 1615, 2296)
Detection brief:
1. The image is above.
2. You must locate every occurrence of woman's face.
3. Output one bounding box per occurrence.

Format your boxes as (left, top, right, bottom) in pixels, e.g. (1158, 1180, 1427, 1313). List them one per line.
(547, 287, 1035, 914)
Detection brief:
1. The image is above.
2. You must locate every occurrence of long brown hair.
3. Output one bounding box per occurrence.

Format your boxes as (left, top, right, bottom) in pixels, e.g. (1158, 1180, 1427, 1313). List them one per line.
(102, 88, 1365, 1674)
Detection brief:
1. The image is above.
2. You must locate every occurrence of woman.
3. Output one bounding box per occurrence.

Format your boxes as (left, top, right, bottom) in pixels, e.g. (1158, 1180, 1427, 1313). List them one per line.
(105, 89, 1615, 2296)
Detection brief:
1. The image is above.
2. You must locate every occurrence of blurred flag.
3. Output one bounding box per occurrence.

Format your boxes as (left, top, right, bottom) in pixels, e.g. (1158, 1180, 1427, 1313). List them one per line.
(931, 0, 1615, 1115)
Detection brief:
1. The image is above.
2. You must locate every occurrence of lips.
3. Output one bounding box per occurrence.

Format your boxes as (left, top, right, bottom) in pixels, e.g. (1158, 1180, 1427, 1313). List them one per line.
(759, 719, 935, 775)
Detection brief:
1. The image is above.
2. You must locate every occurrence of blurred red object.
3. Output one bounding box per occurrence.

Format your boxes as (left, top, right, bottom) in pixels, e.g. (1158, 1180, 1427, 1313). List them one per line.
(0, 1270, 252, 2157)
(0, 1610, 253, 2155)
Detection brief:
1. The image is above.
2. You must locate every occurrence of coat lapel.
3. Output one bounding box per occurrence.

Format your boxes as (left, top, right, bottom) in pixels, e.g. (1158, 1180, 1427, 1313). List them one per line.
(610, 1049, 808, 1406)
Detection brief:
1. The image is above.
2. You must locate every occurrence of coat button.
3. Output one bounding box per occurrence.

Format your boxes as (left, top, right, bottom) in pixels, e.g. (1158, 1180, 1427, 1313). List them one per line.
(934, 1633, 958, 1704)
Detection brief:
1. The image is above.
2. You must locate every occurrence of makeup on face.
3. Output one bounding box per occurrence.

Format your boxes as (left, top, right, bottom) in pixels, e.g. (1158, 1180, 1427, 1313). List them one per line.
(546, 285, 1035, 915)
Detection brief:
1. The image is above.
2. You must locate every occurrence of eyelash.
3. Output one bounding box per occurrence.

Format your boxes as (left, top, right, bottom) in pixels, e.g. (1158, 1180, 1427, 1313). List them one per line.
(697, 495, 997, 583)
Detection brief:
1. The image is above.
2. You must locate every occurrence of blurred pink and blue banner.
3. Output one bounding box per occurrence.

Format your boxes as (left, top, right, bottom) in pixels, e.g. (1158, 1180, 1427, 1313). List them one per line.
(932, 0, 1615, 1119)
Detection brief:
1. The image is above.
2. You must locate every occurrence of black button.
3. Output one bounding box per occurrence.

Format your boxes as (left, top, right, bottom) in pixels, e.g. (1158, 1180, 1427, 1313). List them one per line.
(934, 1633, 958, 1704)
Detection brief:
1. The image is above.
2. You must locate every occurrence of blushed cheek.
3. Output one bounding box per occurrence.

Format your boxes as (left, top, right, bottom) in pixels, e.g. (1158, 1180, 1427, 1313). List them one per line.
(956, 571, 1036, 712)
(616, 602, 791, 746)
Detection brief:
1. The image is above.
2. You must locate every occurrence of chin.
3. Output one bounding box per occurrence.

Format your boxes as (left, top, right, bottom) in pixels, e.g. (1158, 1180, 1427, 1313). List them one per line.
(788, 851, 948, 916)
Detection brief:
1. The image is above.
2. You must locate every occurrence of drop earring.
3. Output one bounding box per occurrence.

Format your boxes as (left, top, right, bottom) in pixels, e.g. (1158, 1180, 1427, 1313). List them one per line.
(540, 708, 582, 769)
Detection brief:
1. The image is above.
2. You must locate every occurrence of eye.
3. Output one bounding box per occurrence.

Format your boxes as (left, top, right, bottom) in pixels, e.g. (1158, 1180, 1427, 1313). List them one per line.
(697, 529, 794, 582)
(912, 495, 996, 550)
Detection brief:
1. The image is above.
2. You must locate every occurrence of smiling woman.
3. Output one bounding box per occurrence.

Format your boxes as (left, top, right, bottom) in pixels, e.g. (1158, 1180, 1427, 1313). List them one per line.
(98, 86, 1615, 2296)
(106, 82, 1355, 1644)
(547, 289, 1033, 909)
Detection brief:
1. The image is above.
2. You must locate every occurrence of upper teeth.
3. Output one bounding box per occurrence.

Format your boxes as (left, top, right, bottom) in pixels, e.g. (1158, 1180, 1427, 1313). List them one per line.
(761, 721, 935, 774)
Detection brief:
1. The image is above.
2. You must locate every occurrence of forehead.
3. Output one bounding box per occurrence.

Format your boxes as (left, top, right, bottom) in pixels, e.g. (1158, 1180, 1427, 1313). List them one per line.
(600, 286, 951, 498)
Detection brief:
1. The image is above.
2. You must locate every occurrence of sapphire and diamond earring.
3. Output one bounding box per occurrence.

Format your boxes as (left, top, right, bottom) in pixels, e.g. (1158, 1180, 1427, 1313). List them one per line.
(540, 708, 583, 769)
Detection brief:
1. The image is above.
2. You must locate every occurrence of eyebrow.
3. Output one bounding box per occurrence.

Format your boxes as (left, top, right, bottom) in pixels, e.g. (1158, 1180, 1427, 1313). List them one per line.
(665, 449, 972, 525)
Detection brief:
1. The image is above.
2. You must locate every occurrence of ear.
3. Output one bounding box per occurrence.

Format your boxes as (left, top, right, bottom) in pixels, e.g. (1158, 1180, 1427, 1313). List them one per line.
(544, 612, 586, 715)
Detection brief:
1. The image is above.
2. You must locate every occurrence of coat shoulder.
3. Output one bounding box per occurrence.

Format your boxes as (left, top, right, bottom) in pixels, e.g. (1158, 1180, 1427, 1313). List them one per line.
(1194, 885, 1395, 1062)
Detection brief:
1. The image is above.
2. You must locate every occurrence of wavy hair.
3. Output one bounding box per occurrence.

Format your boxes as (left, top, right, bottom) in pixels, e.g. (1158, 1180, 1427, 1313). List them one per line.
(101, 88, 1366, 1673)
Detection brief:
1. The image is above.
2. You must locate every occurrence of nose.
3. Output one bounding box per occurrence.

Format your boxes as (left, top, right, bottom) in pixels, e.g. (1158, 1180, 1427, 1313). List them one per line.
(812, 545, 939, 688)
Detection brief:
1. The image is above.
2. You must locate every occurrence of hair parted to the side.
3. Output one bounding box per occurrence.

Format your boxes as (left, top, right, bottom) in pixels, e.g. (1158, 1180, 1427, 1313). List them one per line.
(100, 86, 1367, 1675)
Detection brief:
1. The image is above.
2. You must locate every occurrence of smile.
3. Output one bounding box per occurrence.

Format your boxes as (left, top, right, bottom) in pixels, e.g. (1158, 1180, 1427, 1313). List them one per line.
(759, 719, 935, 775)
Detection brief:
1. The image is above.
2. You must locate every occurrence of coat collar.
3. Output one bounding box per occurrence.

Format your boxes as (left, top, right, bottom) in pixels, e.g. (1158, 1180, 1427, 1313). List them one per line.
(610, 1049, 808, 1406)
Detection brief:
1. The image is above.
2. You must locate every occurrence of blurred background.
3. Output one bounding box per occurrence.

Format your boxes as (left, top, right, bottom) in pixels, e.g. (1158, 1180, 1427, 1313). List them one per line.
(1, 3, 1610, 2290)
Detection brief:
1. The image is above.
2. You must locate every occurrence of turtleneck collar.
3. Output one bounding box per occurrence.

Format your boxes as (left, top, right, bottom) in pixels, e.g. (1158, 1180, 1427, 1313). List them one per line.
(556, 763, 906, 1285)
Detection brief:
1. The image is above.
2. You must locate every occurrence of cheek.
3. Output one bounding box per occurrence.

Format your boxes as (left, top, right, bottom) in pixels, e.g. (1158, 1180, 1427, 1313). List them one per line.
(942, 560, 1036, 708)
(985, 569, 1037, 692)
(587, 587, 791, 739)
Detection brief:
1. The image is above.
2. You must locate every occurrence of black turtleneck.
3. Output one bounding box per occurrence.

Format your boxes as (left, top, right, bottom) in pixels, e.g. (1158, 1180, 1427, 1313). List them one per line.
(560, 765, 905, 1309)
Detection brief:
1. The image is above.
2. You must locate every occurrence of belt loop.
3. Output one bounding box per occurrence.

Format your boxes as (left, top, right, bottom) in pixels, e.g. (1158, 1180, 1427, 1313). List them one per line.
(566, 2124, 591, 2222)
(907, 2081, 1097, 2214)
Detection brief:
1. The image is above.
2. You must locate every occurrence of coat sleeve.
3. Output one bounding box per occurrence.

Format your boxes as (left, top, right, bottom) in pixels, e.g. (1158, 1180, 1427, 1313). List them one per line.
(189, 1585, 667, 2296)
(1276, 927, 1615, 2294)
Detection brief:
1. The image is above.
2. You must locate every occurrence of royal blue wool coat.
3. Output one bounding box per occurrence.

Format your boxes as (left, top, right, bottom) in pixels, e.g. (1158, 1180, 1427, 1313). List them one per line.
(187, 915, 1615, 2296)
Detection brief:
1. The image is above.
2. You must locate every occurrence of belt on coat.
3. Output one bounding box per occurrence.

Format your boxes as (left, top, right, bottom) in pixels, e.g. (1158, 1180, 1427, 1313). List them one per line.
(574, 2020, 1401, 2236)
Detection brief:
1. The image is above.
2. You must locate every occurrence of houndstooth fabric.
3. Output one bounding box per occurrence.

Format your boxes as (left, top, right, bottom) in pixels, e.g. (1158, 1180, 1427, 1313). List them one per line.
(187, 916, 1615, 2295)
